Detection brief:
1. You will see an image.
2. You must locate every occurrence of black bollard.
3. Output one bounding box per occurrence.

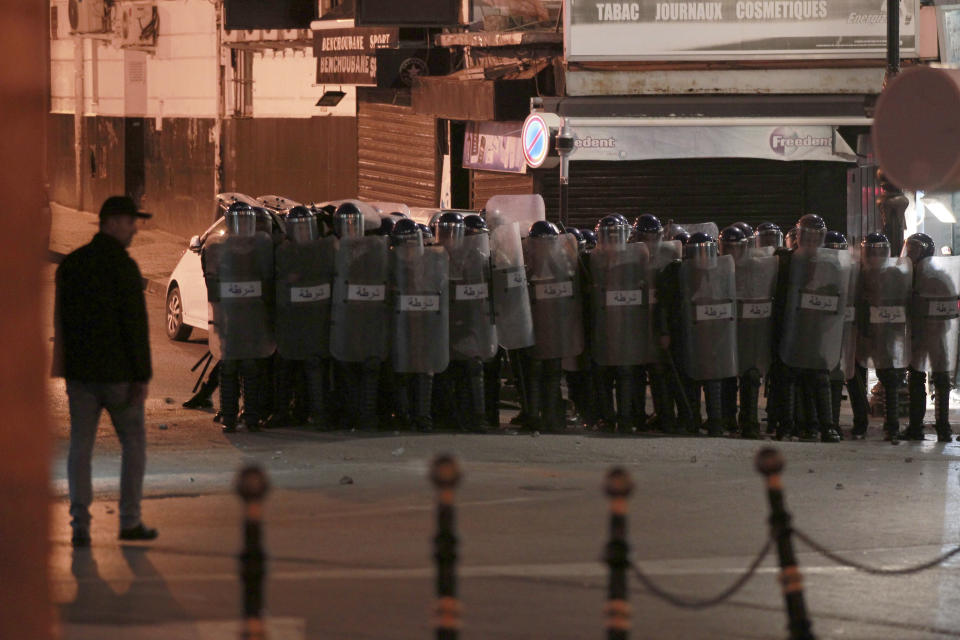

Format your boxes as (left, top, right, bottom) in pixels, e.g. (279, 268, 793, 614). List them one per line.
(430, 455, 462, 640)
(236, 465, 270, 640)
(604, 467, 634, 640)
(755, 448, 815, 640)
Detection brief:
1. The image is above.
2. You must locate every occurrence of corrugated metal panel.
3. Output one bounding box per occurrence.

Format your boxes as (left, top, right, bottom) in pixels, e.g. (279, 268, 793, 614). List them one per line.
(47, 114, 76, 207)
(536, 158, 817, 234)
(357, 100, 438, 207)
(145, 117, 216, 235)
(470, 169, 534, 210)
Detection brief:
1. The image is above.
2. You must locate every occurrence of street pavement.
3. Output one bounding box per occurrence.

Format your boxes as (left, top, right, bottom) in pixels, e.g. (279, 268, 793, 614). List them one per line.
(46, 204, 960, 639)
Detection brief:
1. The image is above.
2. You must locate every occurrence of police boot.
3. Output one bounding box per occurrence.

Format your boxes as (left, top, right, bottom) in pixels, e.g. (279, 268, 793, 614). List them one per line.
(849, 367, 870, 439)
(615, 366, 637, 434)
(484, 353, 502, 429)
(596, 367, 617, 432)
(777, 376, 796, 441)
(878, 369, 902, 442)
(359, 357, 381, 431)
(721, 377, 739, 435)
(933, 372, 954, 442)
(413, 373, 434, 433)
(525, 357, 544, 431)
(830, 377, 844, 434)
(648, 364, 677, 433)
(303, 357, 327, 429)
(219, 359, 241, 433)
(464, 359, 487, 433)
(796, 373, 819, 441)
(904, 368, 928, 441)
(703, 380, 724, 437)
(264, 358, 294, 429)
(542, 359, 565, 433)
(812, 371, 840, 442)
(184, 360, 219, 410)
(739, 370, 762, 439)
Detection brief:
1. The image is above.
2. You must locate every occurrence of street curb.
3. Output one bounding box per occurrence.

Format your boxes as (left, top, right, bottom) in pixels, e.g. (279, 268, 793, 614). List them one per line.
(47, 248, 168, 298)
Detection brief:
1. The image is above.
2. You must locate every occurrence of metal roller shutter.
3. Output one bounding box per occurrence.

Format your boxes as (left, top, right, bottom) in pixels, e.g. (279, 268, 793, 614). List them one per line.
(470, 170, 534, 211)
(357, 100, 440, 207)
(535, 158, 846, 235)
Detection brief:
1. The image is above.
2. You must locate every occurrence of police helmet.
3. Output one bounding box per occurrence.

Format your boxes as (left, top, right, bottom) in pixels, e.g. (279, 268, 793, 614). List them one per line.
(463, 214, 488, 235)
(334, 202, 364, 239)
(391, 217, 422, 247)
(824, 230, 848, 250)
(580, 229, 597, 251)
(529, 220, 560, 238)
(861, 231, 891, 261)
(595, 214, 630, 247)
(755, 222, 784, 249)
(902, 232, 935, 263)
(285, 205, 318, 244)
(436, 212, 465, 246)
(683, 232, 718, 260)
(796, 213, 827, 248)
(718, 226, 748, 259)
(632, 214, 663, 243)
(225, 201, 256, 237)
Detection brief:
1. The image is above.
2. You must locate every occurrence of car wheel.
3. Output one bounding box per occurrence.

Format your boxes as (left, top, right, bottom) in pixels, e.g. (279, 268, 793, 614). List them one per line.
(166, 285, 192, 341)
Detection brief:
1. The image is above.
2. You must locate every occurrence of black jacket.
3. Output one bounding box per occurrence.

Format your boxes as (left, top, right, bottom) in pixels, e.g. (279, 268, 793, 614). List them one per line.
(55, 233, 152, 383)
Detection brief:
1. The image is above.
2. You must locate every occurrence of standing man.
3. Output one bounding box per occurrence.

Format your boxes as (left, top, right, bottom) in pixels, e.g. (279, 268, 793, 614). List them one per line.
(54, 196, 157, 547)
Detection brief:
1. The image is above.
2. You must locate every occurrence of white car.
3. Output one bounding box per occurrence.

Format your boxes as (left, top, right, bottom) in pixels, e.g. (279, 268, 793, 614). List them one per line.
(163, 194, 286, 341)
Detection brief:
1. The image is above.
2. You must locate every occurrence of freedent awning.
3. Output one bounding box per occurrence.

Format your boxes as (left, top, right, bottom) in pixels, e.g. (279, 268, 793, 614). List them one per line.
(537, 95, 870, 163)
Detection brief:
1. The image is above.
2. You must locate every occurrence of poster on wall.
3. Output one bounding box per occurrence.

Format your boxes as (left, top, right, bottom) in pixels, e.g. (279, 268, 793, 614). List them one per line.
(938, 4, 960, 64)
(463, 122, 528, 174)
(313, 27, 399, 85)
(566, 0, 919, 60)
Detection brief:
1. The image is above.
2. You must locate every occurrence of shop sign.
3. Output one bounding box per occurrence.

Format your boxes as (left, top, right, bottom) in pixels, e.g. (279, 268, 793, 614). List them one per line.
(566, 0, 919, 60)
(313, 26, 399, 85)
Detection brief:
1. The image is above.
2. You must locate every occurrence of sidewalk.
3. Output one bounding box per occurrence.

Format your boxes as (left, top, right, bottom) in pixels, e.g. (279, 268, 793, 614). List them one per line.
(48, 202, 189, 297)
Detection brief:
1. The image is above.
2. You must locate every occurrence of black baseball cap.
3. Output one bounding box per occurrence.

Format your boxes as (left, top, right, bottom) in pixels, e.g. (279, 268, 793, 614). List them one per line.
(99, 195, 152, 220)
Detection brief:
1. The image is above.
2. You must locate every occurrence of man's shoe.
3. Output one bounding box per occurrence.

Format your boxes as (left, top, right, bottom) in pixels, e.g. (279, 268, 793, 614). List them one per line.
(902, 424, 925, 441)
(71, 530, 91, 548)
(119, 523, 158, 541)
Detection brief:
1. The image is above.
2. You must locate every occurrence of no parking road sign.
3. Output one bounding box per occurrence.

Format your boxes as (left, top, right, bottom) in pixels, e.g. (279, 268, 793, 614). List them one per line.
(522, 114, 550, 168)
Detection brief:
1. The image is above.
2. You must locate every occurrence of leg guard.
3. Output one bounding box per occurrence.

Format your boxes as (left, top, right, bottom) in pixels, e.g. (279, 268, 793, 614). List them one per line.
(219, 359, 241, 428)
(484, 352, 502, 428)
(304, 356, 326, 427)
(906, 368, 927, 440)
(466, 359, 487, 432)
(809, 370, 839, 441)
(933, 372, 953, 442)
(878, 368, 903, 440)
(848, 366, 870, 437)
(359, 357, 381, 431)
(739, 369, 762, 438)
(614, 365, 636, 432)
(526, 356, 543, 431)
(649, 364, 676, 432)
(597, 366, 617, 429)
(542, 359, 564, 432)
(414, 373, 434, 432)
(703, 380, 723, 436)
(240, 359, 263, 430)
(722, 377, 739, 433)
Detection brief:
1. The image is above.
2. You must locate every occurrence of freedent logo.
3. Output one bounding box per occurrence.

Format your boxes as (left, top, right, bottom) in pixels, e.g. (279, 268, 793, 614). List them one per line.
(769, 127, 831, 156)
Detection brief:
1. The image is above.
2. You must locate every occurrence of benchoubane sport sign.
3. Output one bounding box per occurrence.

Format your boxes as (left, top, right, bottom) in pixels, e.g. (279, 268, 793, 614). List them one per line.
(565, 0, 918, 60)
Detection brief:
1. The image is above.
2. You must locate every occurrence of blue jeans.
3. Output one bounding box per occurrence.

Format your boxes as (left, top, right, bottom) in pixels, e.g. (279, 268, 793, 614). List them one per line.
(66, 380, 146, 532)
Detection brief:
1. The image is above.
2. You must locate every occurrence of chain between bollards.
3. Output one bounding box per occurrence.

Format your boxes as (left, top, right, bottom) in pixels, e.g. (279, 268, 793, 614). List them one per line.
(604, 467, 634, 640)
(431, 454, 462, 640)
(755, 447, 816, 640)
(236, 464, 270, 640)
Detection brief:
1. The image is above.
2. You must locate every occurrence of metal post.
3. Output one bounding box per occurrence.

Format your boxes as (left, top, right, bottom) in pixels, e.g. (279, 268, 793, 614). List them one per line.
(604, 467, 634, 640)
(556, 120, 575, 229)
(755, 448, 815, 640)
(236, 465, 270, 640)
(884, 0, 900, 87)
(431, 455, 462, 640)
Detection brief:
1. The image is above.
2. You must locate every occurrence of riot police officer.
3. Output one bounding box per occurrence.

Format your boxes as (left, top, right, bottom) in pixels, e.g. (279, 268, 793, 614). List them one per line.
(675, 232, 738, 436)
(202, 202, 276, 432)
(857, 232, 912, 442)
(330, 202, 390, 430)
(777, 214, 850, 442)
(270, 206, 336, 428)
(390, 218, 450, 432)
(524, 220, 585, 432)
(720, 226, 778, 438)
(590, 215, 652, 432)
(825, 231, 870, 438)
(437, 212, 496, 432)
(904, 233, 958, 442)
(562, 227, 600, 429)
(634, 214, 683, 432)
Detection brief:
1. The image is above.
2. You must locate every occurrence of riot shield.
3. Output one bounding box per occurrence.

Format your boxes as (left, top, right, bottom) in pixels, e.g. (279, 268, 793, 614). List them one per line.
(910, 256, 960, 373)
(526, 233, 585, 360)
(734, 249, 778, 376)
(330, 235, 390, 363)
(643, 239, 683, 362)
(779, 247, 852, 371)
(203, 233, 276, 361)
(391, 245, 450, 374)
(274, 236, 336, 359)
(590, 242, 652, 366)
(857, 257, 912, 370)
(680, 254, 738, 380)
(489, 222, 535, 350)
(485, 194, 546, 236)
(839, 247, 861, 380)
(447, 233, 498, 361)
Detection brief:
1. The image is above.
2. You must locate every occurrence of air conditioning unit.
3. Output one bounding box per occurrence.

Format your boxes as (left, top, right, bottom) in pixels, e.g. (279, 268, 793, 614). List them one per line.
(68, 0, 109, 34)
(118, 2, 158, 48)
